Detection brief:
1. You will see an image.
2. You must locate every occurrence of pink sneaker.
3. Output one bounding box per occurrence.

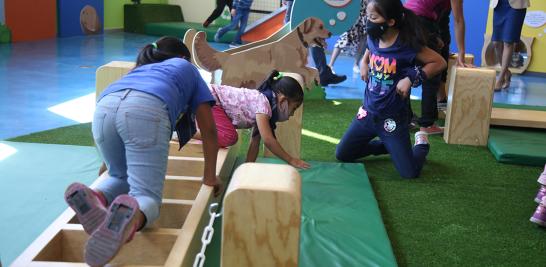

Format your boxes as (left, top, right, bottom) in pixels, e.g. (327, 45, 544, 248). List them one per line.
(414, 131, 429, 146)
(420, 124, 444, 135)
(65, 183, 107, 235)
(530, 201, 546, 227)
(85, 195, 140, 266)
(535, 185, 546, 203)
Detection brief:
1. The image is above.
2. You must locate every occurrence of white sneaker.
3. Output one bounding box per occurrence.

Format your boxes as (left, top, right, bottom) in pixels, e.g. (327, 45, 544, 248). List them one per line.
(414, 131, 429, 146)
(353, 65, 360, 73)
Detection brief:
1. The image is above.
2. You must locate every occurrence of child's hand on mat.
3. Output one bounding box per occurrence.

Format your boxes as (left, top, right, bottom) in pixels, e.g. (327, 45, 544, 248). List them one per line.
(396, 77, 411, 99)
(203, 175, 223, 197)
(289, 158, 311, 169)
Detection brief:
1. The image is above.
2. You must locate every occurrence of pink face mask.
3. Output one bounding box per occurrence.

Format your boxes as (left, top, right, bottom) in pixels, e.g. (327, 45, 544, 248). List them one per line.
(277, 100, 291, 122)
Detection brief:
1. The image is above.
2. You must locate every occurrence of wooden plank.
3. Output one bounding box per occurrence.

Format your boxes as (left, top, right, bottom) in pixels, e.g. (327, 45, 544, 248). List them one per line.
(164, 138, 242, 267)
(163, 176, 203, 200)
(166, 158, 205, 177)
(169, 141, 204, 158)
(490, 108, 546, 129)
(444, 67, 496, 146)
(222, 163, 301, 267)
(95, 61, 135, 97)
(152, 199, 194, 229)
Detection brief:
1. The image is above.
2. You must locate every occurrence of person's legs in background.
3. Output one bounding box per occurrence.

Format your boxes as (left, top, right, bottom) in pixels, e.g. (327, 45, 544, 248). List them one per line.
(310, 46, 347, 86)
(203, 0, 231, 28)
(417, 17, 443, 135)
(284, 0, 345, 87)
(496, 42, 514, 90)
(283, 0, 293, 24)
(437, 11, 451, 105)
(353, 35, 367, 73)
(214, 9, 242, 43)
(232, 8, 250, 46)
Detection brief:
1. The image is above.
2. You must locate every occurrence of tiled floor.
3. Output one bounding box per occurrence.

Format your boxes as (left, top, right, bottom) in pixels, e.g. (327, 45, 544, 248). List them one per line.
(1, 31, 545, 139)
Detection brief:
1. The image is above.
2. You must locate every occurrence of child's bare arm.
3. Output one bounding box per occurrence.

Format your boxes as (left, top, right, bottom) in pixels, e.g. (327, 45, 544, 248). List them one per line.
(416, 46, 447, 79)
(256, 114, 310, 169)
(195, 103, 221, 195)
(246, 127, 261, 162)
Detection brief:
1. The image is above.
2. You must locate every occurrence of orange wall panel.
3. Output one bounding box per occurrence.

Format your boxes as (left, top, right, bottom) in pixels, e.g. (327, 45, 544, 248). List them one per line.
(5, 0, 57, 42)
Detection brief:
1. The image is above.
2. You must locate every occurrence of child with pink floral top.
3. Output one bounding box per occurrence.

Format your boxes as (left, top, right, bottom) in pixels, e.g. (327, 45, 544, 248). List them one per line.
(196, 70, 310, 169)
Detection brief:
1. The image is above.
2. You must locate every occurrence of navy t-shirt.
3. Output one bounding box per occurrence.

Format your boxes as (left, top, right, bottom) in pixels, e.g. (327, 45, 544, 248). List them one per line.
(98, 58, 215, 128)
(364, 35, 418, 117)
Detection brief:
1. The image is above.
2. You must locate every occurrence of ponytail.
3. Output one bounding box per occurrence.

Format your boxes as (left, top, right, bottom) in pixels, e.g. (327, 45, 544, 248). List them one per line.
(399, 8, 426, 51)
(135, 36, 191, 67)
(257, 70, 304, 104)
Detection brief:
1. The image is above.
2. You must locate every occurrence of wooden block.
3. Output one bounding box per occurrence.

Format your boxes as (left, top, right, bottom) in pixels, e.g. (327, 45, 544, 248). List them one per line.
(264, 104, 302, 158)
(444, 67, 496, 146)
(444, 54, 474, 96)
(222, 163, 301, 267)
(490, 108, 546, 129)
(95, 61, 135, 97)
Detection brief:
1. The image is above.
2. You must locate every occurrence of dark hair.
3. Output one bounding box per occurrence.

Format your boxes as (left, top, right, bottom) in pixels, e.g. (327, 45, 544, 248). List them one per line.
(368, 0, 426, 51)
(257, 70, 304, 104)
(135, 36, 191, 67)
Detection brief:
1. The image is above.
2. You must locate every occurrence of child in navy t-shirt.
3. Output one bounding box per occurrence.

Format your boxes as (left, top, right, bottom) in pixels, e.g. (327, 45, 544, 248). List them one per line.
(336, 0, 447, 178)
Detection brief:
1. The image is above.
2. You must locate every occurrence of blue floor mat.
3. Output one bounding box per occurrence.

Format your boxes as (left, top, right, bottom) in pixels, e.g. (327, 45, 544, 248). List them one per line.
(0, 141, 101, 265)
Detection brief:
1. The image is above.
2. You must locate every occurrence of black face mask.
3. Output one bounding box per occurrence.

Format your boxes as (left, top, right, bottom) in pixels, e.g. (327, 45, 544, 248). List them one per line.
(366, 20, 389, 39)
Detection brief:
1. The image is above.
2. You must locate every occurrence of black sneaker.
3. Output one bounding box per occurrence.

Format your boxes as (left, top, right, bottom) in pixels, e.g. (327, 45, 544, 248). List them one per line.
(320, 73, 347, 86)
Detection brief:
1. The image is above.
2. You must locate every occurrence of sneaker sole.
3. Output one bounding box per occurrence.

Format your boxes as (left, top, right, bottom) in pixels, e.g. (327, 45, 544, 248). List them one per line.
(65, 183, 107, 235)
(530, 216, 546, 227)
(535, 197, 543, 204)
(85, 195, 139, 266)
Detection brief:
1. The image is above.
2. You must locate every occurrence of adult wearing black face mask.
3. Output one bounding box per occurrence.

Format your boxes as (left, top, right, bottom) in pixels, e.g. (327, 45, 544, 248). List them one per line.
(404, 0, 469, 135)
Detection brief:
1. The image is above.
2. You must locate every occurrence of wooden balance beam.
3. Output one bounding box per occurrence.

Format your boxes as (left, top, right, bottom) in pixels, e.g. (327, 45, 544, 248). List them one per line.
(222, 163, 301, 267)
(490, 108, 546, 129)
(11, 139, 241, 267)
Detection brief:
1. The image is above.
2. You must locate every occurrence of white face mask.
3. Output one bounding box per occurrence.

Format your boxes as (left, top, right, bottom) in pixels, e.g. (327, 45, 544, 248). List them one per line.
(277, 100, 291, 122)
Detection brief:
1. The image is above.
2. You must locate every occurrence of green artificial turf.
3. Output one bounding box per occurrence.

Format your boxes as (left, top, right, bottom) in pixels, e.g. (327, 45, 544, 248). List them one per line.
(8, 99, 546, 266)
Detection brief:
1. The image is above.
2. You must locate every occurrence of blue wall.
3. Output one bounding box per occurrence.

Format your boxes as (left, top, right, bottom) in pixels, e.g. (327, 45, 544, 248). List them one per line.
(449, 1, 489, 66)
(58, 0, 104, 37)
(0, 0, 5, 24)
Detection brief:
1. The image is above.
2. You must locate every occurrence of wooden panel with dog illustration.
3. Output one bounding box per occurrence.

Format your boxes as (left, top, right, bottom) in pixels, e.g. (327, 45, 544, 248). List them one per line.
(191, 17, 331, 158)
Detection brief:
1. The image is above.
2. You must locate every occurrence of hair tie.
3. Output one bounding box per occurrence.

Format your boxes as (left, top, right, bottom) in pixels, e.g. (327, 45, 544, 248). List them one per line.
(151, 42, 158, 49)
(273, 72, 284, 80)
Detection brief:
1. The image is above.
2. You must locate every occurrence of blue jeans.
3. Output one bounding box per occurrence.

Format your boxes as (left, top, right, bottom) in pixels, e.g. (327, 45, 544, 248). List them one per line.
(336, 107, 429, 178)
(217, 7, 250, 44)
(284, 1, 293, 24)
(93, 89, 172, 227)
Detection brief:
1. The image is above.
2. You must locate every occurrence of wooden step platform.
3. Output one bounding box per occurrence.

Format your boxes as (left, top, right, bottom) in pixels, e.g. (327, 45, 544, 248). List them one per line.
(490, 108, 546, 129)
(11, 139, 241, 267)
